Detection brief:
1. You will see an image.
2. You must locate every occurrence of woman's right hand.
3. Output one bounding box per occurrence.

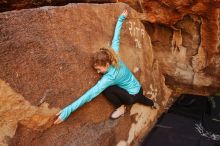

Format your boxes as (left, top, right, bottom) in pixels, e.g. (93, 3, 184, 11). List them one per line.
(121, 10, 128, 18)
(54, 111, 63, 125)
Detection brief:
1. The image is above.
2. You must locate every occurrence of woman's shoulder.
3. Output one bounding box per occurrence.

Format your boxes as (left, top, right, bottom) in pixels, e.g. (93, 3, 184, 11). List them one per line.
(118, 60, 126, 68)
(105, 65, 119, 79)
(117, 59, 123, 65)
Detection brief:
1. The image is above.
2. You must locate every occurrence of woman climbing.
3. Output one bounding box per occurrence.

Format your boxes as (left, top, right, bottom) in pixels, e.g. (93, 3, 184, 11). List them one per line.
(54, 10, 158, 125)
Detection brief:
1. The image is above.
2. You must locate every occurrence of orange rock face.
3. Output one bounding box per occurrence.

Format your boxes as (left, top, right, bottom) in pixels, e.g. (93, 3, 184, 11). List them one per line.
(0, 1, 219, 146)
(0, 3, 162, 146)
(139, 0, 220, 94)
(120, 0, 220, 94)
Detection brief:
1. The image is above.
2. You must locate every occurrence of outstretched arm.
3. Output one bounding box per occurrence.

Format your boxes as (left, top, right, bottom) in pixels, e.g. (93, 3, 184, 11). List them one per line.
(54, 76, 114, 124)
(111, 10, 128, 54)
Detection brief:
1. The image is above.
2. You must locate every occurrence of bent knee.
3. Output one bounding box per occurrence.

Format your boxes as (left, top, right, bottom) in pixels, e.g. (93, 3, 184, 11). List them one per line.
(126, 98, 135, 105)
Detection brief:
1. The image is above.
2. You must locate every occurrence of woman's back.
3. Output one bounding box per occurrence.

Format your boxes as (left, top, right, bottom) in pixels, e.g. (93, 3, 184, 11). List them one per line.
(105, 60, 141, 95)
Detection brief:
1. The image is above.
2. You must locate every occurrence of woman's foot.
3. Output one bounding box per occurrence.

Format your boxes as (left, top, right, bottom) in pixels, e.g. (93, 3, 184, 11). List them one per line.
(111, 105, 126, 119)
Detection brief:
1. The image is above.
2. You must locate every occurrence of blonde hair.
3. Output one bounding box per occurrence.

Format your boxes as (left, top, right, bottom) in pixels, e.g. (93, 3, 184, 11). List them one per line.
(93, 48, 119, 68)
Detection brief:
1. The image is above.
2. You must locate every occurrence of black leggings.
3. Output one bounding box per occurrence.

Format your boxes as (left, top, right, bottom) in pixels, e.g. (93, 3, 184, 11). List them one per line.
(102, 85, 154, 108)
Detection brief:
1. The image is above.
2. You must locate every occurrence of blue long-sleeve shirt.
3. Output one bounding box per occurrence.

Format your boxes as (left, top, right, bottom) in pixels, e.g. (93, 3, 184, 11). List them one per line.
(59, 14, 141, 121)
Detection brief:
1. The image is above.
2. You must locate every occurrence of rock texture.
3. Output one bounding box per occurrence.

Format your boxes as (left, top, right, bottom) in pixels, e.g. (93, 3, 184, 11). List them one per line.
(0, 3, 164, 146)
(0, 1, 219, 146)
(141, 1, 220, 95)
(121, 0, 220, 95)
(0, 79, 58, 146)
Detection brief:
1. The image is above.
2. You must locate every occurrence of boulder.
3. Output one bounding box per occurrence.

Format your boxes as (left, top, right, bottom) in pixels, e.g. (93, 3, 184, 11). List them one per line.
(0, 3, 165, 146)
(0, 1, 219, 146)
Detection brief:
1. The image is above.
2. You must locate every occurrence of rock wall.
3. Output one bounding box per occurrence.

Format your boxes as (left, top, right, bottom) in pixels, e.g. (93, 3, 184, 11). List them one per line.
(141, 1, 220, 95)
(0, 3, 167, 146)
(0, 1, 219, 146)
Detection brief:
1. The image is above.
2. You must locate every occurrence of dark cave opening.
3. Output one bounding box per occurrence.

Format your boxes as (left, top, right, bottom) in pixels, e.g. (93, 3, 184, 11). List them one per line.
(141, 94, 220, 146)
